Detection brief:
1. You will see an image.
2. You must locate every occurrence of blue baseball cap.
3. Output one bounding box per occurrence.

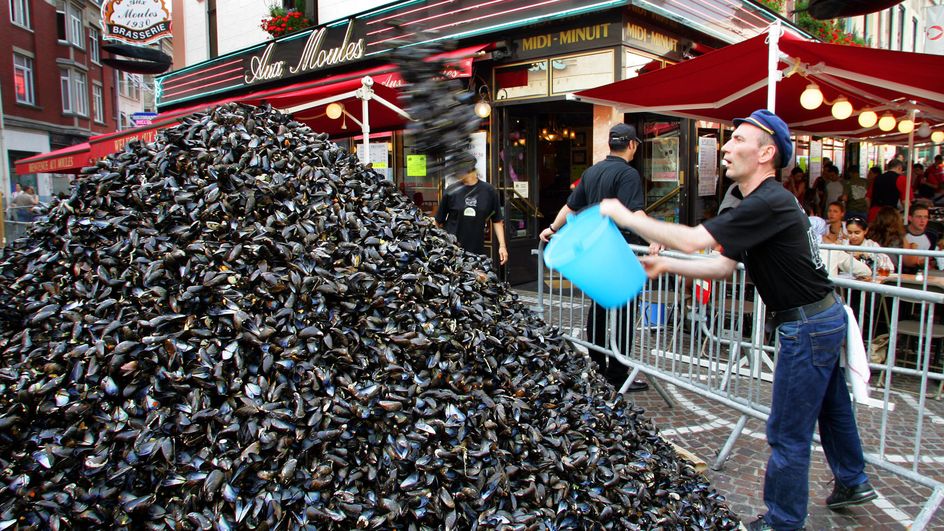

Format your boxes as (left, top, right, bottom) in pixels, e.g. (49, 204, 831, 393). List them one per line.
(733, 109, 792, 168)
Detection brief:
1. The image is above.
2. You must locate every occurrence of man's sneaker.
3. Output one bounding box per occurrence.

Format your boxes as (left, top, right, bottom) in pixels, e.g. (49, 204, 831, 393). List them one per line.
(744, 515, 773, 531)
(826, 480, 877, 509)
(744, 515, 805, 531)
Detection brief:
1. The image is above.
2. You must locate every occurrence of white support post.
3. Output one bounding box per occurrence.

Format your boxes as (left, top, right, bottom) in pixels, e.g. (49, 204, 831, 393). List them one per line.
(767, 20, 782, 112)
(904, 108, 916, 222)
(359, 76, 373, 166)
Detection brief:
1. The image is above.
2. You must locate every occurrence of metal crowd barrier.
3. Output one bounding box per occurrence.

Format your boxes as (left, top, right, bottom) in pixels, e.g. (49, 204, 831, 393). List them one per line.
(533, 241, 944, 530)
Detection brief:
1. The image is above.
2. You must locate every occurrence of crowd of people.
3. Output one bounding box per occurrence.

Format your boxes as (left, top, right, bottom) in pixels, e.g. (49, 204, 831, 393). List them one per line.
(796, 153, 944, 278)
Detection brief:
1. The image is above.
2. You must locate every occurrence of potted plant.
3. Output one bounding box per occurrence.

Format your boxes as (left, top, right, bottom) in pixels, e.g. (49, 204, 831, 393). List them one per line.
(261, 3, 312, 39)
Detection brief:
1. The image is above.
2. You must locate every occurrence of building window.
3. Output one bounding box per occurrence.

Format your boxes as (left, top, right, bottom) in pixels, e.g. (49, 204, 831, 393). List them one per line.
(60, 69, 89, 116)
(119, 112, 127, 130)
(60, 69, 73, 113)
(862, 15, 870, 46)
(68, 3, 84, 48)
(93, 85, 104, 123)
(10, 0, 30, 28)
(121, 72, 142, 100)
(89, 27, 100, 63)
(13, 54, 34, 105)
(74, 71, 88, 116)
(898, 6, 905, 50)
(57, 11, 67, 41)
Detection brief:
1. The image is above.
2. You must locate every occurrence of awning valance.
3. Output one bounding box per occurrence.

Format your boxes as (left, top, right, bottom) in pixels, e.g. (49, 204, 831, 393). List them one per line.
(14, 143, 93, 175)
(88, 118, 180, 159)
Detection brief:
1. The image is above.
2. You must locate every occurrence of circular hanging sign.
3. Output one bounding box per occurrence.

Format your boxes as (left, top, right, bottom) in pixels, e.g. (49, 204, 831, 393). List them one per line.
(100, 0, 173, 45)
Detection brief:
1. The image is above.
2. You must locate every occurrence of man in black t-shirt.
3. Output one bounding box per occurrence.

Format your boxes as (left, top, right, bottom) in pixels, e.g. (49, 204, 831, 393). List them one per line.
(435, 155, 508, 264)
(600, 109, 875, 531)
(867, 159, 904, 221)
(540, 123, 647, 393)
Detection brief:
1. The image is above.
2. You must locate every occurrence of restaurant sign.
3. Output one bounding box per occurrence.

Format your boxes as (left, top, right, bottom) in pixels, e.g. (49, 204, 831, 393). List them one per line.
(244, 19, 365, 85)
(100, 0, 173, 45)
(511, 22, 621, 60)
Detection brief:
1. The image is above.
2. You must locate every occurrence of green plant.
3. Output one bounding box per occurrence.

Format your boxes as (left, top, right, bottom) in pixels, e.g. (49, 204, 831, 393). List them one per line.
(261, 4, 311, 38)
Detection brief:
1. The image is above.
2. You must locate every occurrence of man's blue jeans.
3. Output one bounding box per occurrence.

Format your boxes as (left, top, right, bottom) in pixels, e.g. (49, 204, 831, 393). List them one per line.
(765, 299, 869, 530)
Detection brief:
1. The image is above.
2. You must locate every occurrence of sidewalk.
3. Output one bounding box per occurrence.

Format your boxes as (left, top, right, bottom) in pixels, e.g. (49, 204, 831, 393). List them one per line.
(513, 287, 944, 530)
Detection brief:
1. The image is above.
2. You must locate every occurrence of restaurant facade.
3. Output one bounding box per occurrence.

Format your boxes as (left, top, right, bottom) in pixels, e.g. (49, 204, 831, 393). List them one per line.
(23, 0, 796, 284)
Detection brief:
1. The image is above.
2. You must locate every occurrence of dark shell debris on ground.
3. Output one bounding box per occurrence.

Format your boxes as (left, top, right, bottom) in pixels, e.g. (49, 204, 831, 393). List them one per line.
(0, 103, 739, 530)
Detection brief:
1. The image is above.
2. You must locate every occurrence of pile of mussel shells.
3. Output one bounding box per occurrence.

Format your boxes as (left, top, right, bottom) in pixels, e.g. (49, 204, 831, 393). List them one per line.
(0, 103, 738, 530)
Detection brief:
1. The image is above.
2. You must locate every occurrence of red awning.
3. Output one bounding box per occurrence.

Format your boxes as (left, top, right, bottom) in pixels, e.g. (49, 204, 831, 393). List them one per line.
(575, 32, 944, 142)
(14, 142, 93, 175)
(89, 118, 181, 159)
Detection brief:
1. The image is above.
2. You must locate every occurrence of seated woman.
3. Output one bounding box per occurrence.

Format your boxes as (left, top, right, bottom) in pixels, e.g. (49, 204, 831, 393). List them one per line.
(868, 206, 907, 272)
(842, 217, 895, 275)
(822, 201, 847, 243)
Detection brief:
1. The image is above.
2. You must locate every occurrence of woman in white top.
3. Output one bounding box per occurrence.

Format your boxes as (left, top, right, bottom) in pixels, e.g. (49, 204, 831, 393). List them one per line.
(843, 217, 895, 274)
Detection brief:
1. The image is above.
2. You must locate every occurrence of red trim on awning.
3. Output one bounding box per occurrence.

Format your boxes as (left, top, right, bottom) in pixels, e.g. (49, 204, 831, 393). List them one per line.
(14, 143, 92, 175)
(88, 118, 180, 159)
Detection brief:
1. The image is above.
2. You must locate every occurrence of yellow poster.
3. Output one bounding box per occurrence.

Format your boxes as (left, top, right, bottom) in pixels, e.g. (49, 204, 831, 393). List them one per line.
(407, 155, 427, 177)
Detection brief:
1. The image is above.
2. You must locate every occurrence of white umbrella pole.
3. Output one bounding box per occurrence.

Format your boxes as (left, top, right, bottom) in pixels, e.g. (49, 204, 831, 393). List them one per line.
(904, 108, 916, 221)
(767, 20, 782, 112)
(359, 76, 373, 166)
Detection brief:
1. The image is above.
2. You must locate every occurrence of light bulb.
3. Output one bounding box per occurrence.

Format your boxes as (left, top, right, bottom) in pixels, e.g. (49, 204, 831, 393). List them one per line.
(878, 113, 896, 132)
(897, 119, 914, 134)
(474, 100, 491, 118)
(326, 102, 344, 120)
(830, 97, 853, 120)
(933, 131, 944, 143)
(918, 122, 931, 137)
(858, 110, 877, 128)
(800, 83, 823, 110)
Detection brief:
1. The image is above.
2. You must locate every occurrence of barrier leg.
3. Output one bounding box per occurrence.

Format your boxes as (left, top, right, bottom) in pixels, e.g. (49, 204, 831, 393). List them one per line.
(911, 486, 944, 531)
(712, 414, 748, 471)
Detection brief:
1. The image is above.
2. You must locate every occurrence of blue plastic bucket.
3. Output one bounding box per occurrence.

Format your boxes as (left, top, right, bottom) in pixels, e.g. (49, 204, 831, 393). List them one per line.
(543, 205, 646, 309)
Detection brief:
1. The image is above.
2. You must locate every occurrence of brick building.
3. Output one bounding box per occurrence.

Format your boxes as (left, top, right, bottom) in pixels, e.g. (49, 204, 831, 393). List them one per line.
(1, 0, 119, 201)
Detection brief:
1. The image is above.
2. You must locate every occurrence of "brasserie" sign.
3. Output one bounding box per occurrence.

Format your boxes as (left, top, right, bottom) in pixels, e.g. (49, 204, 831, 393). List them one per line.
(100, 0, 172, 45)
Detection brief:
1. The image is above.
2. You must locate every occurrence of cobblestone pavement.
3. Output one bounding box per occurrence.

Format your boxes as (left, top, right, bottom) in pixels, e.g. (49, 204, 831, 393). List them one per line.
(514, 288, 944, 530)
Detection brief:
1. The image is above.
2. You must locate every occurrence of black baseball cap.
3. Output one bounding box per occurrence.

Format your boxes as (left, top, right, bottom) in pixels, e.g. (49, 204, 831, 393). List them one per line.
(609, 123, 641, 144)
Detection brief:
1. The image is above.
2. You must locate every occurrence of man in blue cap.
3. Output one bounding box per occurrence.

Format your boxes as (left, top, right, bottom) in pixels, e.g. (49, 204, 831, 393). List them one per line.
(599, 109, 875, 530)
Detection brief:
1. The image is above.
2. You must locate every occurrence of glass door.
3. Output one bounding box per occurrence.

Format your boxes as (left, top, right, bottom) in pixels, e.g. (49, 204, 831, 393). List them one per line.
(498, 107, 540, 285)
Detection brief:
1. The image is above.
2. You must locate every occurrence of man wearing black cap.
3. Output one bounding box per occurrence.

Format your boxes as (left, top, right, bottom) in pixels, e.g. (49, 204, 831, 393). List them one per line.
(600, 109, 875, 531)
(436, 153, 508, 265)
(540, 123, 647, 393)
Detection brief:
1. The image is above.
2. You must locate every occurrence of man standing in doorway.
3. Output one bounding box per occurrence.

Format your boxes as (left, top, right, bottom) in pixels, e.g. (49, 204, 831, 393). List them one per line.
(599, 109, 875, 531)
(540, 123, 647, 392)
(436, 152, 508, 265)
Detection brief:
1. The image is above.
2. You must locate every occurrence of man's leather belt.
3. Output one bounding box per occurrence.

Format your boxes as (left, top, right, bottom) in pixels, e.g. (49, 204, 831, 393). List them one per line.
(770, 293, 838, 328)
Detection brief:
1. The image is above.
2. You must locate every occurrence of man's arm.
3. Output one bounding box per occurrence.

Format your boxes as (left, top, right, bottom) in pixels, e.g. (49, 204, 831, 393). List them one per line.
(599, 198, 718, 253)
(493, 221, 508, 264)
(539, 204, 574, 242)
(639, 253, 738, 280)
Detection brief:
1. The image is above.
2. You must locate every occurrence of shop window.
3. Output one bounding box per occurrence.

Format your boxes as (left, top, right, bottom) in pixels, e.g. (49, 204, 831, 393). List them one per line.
(10, 0, 30, 28)
(642, 119, 681, 223)
(500, 115, 535, 239)
(550, 50, 614, 94)
(399, 132, 441, 215)
(13, 54, 34, 105)
(494, 61, 548, 101)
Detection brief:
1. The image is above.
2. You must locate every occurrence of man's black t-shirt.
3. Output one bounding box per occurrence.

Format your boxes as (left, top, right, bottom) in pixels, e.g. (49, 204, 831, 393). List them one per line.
(567, 155, 644, 212)
(435, 180, 502, 254)
(703, 178, 833, 312)
(871, 170, 900, 208)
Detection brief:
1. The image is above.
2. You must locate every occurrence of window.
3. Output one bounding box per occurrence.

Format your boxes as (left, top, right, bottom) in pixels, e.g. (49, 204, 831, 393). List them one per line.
(89, 27, 100, 63)
(10, 0, 30, 28)
(898, 6, 905, 50)
(862, 15, 870, 46)
(13, 54, 34, 105)
(119, 112, 128, 130)
(57, 11, 67, 41)
(913, 17, 918, 52)
(121, 72, 142, 100)
(60, 69, 72, 113)
(74, 71, 88, 116)
(69, 4, 84, 49)
(60, 69, 89, 116)
(93, 85, 104, 122)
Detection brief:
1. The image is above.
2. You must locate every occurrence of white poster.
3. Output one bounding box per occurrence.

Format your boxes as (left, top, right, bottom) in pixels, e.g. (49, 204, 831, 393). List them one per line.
(925, 5, 944, 55)
(697, 136, 718, 196)
(356, 143, 391, 179)
(649, 137, 679, 182)
(101, 0, 172, 45)
(470, 131, 488, 180)
(809, 140, 823, 183)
